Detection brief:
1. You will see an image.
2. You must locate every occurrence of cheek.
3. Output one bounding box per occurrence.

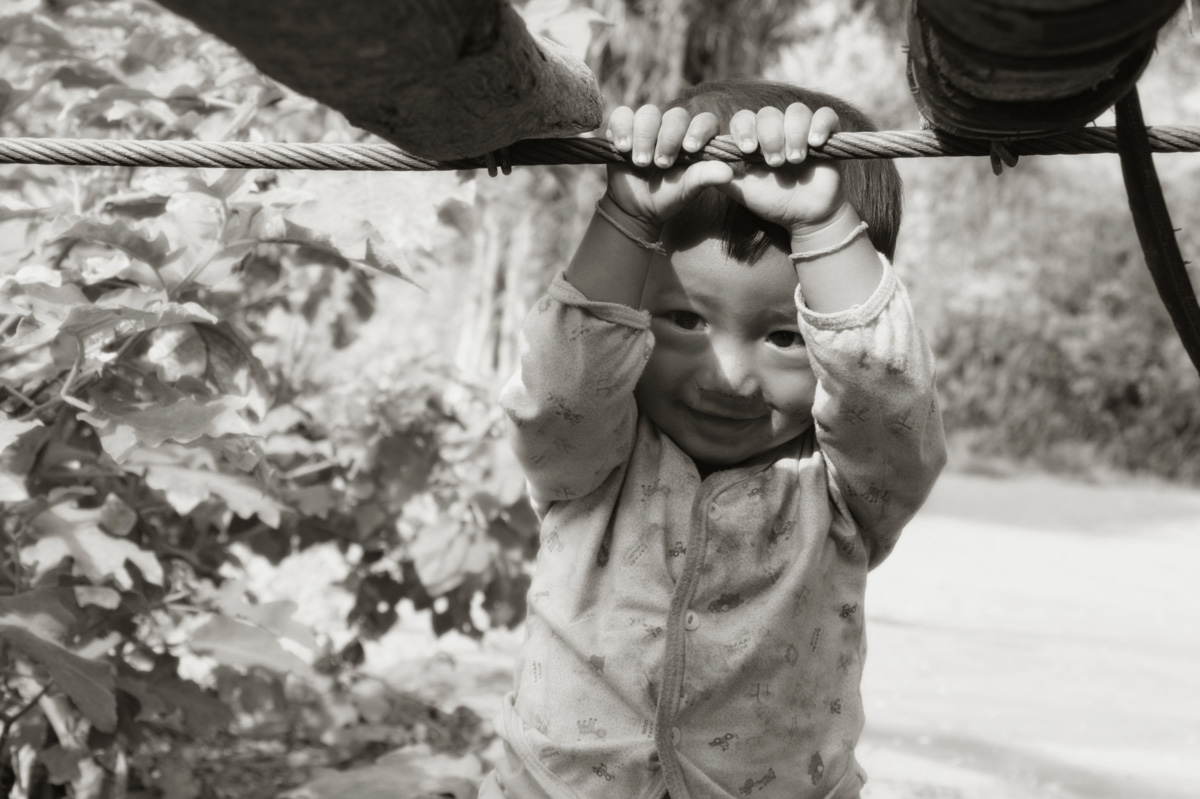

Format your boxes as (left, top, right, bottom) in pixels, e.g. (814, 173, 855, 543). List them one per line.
(762, 364, 817, 415)
(640, 338, 696, 393)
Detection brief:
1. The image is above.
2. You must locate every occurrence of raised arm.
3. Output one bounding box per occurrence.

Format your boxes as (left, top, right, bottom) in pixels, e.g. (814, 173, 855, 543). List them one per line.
(796, 253, 946, 568)
(717, 102, 945, 564)
(502, 104, 735, 509)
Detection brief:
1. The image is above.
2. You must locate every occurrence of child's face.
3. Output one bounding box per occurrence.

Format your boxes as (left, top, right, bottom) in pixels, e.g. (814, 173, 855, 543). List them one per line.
(635, 225, 816, 470)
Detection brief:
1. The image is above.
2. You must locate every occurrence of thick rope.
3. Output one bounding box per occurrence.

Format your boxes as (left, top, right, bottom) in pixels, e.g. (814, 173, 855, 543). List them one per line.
(1116, 89, 1200, 376)
(2, 126, 1200, 171)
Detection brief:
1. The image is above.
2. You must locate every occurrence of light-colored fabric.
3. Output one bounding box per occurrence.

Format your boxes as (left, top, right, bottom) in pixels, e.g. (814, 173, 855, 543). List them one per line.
(489, 258, 945, 799)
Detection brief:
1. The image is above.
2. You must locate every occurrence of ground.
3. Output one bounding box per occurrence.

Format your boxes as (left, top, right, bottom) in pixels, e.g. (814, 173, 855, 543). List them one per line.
(280, 471, 1200, 799)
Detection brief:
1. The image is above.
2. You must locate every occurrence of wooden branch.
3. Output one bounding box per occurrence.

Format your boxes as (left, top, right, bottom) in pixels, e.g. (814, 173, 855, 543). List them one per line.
(154, 0, 604, 160)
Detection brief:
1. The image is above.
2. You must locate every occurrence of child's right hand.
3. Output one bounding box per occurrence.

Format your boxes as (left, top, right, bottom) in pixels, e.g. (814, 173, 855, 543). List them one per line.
(603, 105, 736, 234)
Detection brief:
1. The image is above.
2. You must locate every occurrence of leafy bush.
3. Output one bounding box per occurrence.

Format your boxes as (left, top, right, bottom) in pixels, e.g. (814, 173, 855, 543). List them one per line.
(1, 3, 536, 796)
(902, 155, 1200, 484)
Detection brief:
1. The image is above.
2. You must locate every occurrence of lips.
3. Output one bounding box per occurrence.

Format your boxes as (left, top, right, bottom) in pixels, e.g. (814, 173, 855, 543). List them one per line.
(696, 405, 758, 422)
(688, 406, 765, 426)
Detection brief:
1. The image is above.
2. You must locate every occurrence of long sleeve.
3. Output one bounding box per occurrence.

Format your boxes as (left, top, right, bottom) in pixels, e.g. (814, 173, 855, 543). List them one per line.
(796, 257, 947, 568)
(498, 274, 654, 509)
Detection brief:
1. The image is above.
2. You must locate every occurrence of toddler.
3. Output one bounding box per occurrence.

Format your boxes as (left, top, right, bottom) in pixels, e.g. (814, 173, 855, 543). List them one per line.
(480, 78, 947, 799)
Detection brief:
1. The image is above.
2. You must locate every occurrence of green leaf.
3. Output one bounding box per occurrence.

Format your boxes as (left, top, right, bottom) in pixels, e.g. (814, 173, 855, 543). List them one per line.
(249, 203, 415, 283)
(283, 745, 480, 799)
(52, 217, 173, 268)
(80, 395, 252, 463)
(39, 745, 85, 785)
(142, 321, 272, 421)
(0, 196, 42, 222)
(156, 757, 201, 799)
(126, 446, 284, 527)
(21, 502, 164, 589)
(362, 233, 414, 281)
(57, 289, 216, 341)
(1, 280, 90, 330)
(409, 523, 493, 597)
(211, 584, 317, 650)
(51, 61, 119, 90)
(74, 586, 121, 609)
(1, 416, 42, 452)
(0, 624, 117, 733)
(0, 416, 42, 502)
(117, 671, 233, 736)
(189, 616, 315, 679)
(0, 587, 79, 642)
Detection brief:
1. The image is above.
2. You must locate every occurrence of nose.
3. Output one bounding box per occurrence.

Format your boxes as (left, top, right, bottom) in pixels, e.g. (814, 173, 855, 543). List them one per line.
(700, 336, 761, 399)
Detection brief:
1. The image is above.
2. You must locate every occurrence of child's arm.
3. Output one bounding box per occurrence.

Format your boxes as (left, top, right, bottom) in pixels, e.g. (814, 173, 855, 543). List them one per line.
(798, 270, 946, 568)
(724, 106, 946, 565)
(501, 106, 734, 509)
(565, 105, 735, 305)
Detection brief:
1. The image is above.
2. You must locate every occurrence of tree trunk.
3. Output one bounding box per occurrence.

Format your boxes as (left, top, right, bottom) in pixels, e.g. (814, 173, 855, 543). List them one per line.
(154, 0, 604, 159)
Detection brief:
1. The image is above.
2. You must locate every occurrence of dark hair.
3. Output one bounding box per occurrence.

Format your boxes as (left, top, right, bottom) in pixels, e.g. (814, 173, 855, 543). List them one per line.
(667, 79, 902, 261)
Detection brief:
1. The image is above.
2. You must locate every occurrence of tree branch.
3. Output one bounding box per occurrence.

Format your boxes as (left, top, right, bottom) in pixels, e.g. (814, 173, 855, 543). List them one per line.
(153, 0, 604, 159)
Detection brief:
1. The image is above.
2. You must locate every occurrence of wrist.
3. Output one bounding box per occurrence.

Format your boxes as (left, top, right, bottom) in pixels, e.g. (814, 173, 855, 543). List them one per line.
(599, 192, 663, 242)
(788, 203, 863, 253)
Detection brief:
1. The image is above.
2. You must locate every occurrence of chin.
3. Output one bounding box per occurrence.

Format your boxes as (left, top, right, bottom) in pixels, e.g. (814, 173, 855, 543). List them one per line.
(678, 435, 757, 470)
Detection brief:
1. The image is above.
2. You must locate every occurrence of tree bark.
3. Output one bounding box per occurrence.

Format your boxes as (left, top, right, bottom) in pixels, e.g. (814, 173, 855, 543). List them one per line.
(154, 0, 604, 159)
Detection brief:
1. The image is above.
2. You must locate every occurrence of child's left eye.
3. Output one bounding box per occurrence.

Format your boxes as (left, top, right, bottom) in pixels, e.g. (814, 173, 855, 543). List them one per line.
(767, 330, 803, 348)
(666, 311, 703, 330)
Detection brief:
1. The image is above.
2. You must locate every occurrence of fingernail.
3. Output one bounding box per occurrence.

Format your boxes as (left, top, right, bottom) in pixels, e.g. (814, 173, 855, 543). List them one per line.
(633, 153, 650, 166)
(765, 153, 784, 167)
(740, 138, 755, 151)
(683, 137, 698, 151)
(617, 137, 629, 149)
(786, 148, 801, 161)
(655, 155, 672, 168)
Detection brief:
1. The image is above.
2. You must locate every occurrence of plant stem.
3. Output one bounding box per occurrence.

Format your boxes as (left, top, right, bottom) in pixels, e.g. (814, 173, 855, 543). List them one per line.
(0, 682, 51, 757)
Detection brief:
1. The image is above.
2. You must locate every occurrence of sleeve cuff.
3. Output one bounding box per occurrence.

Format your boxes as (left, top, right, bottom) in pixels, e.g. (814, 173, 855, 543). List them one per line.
(548, 272, 652, 329)
(795, 252, 898, 332)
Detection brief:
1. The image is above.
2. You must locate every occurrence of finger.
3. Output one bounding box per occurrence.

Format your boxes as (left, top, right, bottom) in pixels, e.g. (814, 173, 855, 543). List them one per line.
(729, 109, 759, 154)
(784, 103, 814, 163)
(682, 111, 719, 153)
(607, 106, 634, 150)
(809, 106, 841, 147)
(656, 161, 733, 215)
(756, 106, 787, 167)
(680, 161, 734, 195)
(631, 105, 663, 167)
(654, 107, 692, 168)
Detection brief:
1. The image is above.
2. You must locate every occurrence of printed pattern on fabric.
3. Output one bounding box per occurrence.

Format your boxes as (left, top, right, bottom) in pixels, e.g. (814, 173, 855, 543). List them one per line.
(489, 263, 946, 799)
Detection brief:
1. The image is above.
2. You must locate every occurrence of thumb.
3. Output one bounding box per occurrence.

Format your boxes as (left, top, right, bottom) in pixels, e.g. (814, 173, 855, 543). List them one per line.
(677, 160, 734, 204)
(712, 175, 748, 208)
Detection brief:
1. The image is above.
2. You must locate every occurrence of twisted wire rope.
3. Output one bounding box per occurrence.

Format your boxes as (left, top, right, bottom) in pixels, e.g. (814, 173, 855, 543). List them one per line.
(2, 126, 1200, 171)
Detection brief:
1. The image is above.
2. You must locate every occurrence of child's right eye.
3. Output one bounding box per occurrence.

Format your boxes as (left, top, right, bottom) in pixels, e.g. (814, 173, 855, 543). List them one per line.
(665, 311, 703, 330)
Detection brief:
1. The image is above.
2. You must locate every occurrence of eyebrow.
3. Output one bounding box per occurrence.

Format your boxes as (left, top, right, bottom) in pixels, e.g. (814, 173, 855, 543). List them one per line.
(761, 307, 799, 326)
(655, 289, 798, 326)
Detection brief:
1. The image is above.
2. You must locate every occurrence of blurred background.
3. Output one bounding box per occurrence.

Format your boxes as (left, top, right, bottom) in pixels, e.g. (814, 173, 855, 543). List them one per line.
(0, 1, 1197, 798)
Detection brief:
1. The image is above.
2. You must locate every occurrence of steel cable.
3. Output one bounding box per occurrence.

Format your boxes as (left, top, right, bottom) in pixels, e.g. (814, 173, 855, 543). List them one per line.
(2, 126, 1200, 172)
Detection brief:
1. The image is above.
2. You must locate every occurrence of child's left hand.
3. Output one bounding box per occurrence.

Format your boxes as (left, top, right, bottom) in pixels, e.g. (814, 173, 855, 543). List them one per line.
(714, 104, 848, 237)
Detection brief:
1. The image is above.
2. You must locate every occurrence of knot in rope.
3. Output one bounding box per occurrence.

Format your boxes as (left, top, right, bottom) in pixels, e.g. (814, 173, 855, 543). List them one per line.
(906, 0, 1186, 138)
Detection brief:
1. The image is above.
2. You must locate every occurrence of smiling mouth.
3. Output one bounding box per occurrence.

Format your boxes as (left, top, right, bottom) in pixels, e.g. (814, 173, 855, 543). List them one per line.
(689, 408, 764, 426)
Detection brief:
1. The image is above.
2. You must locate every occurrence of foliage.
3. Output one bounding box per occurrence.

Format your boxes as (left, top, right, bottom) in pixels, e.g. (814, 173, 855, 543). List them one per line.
(902, 154, 1200, 484)
(0, 2, 538, 796)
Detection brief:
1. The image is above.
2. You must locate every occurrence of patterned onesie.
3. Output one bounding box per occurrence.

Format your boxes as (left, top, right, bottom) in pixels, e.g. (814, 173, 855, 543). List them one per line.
(479, 256, 946, 799)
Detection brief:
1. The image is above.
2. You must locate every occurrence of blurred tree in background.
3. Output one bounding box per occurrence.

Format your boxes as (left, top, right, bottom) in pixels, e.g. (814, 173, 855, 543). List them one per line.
(1, 1, 1199, 797)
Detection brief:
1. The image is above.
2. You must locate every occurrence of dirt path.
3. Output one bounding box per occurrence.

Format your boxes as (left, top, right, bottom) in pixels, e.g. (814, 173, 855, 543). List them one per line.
(859, 473, 1200, 799)
(375, 472, 1200, 799)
